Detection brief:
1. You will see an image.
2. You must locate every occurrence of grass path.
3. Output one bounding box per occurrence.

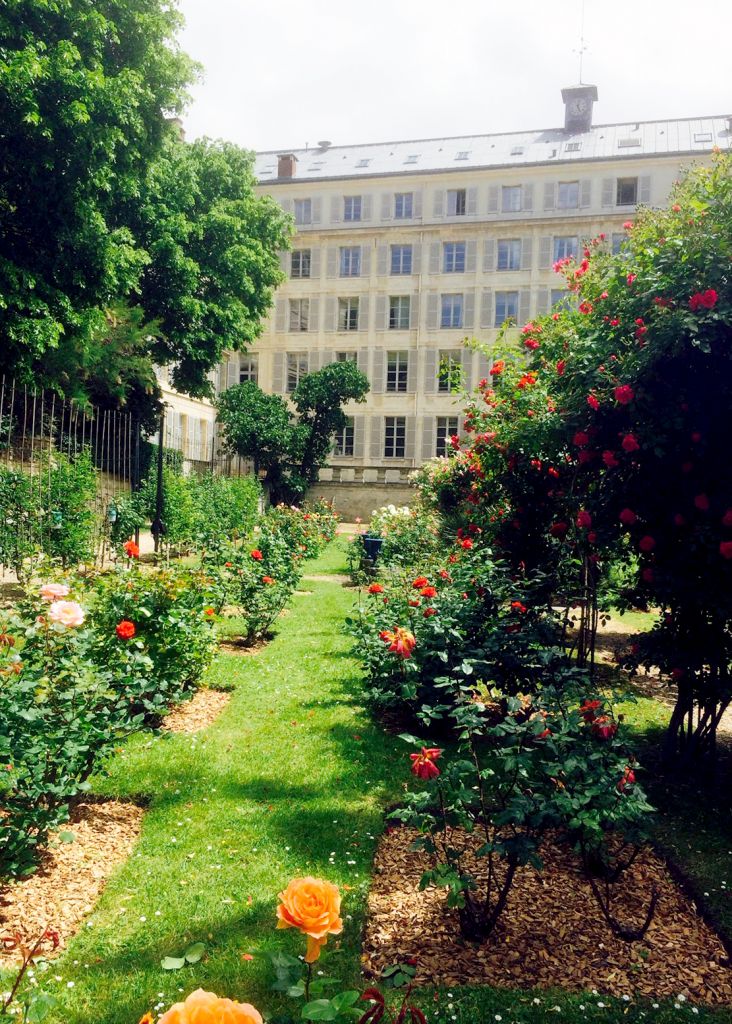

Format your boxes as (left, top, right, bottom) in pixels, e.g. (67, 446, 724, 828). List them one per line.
(43, 542, 730, 1024)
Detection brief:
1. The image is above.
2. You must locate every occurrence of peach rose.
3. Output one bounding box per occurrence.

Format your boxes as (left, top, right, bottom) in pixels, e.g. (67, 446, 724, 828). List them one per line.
(158, 989, 262, 1024)
(40, 583, 70, 602)
(48, 600, 85, 628)
(276, 876, 343, 962)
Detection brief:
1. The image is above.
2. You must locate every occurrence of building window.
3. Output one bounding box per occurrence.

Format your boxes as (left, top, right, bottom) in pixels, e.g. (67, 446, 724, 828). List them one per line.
(394, 192, 413, 219)
(289, 298, 309, 331)
(553, 236, 578, 262)
(611, 233, 625, 255)
(443, 242, 466, 273)
(501, 185, 522, 212)
(333, 417, 355, 456)
(390, 245, 413, 275)
(384, 416, 406, 458)
(294, 199, 312, 225)
(616, 177, 638, 206)
(338, 297, 359, 331)
(287, 353, 308, 392)
(494, 290, 519, 326)
(440, 293, 464, 329)
(386, 351, 409, 392)
(438, 351, 462, 393)
(497, 239, 521, 271)
(340, 246, 361, 277)
(389, 296, 411, 330)
(335, 351, 356, 362)
(436, 416, 459, 457)
(551, 289, 574, 311)
(344, 196, 362, 222)
(557, 181, 579, 209)
(239, 356, 258, 384)
(446, 189, 467, 216)
(291, 249, 311, 279)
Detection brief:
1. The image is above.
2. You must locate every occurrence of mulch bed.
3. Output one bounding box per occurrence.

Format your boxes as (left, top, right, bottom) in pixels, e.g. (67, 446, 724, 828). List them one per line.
(163, 689, 231, 733)
(364, 827, 732, 1005)
(0, 801, 144, 962)
(218, 636, 269, 657)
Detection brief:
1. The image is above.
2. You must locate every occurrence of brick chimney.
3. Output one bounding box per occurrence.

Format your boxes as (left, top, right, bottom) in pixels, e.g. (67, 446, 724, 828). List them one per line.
(277, 153, 298, 179)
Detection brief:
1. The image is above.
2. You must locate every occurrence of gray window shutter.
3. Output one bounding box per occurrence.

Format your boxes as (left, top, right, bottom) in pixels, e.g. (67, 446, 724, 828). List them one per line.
(380, 193, 392, 221)
(423, 348, 437, 393)
(330, 196, 341, 224)
(226, 358, 238, 388)
(523, 183, 534, 212)
(370, 417, 384, 460)
(309, 298, 320, 333)
(461, 347, 473, 390)
(325, 297, 337, 332)
(519, 290, 531, 326)
(375, 294, 388, 330)
(413, 191, 423, 218)
(477, 353, 490, 381)
(271, 352, 285, 393)
(310, 247, 321, 279)
(362, 195, 373, 221)
(466, 187, 478, 216)
(357, 348, 369, 376)
(361, 245, 371, 276)
(412, 244, 422, 274)
(327, 247, 338, 277)
(421, 416, 436, 460)
(275, 298, 287, 333)
(359, 295, 369, 332)
(487, 185, 499, 213)
(406, 352, 417, 393)
(536, 288, 550, 315)
(320, 349, 335, 367)
(371, 349, 385, 394)
(465, 240, 477, 273)
(543, 182, 555, 211)
(426, 294, 439, 330)
(312, 197, 322, 224)
(480, 290, 493, 329)
(433, 190, 444, 218)
(601, 178, 614, 207)
(305, 351, 314, 372)
(279, 252, 289, 274)
(429, 243, 441, 274)
(404, 416, 416, 461)
(639, 175, 651, 204)
(580, 179, 592, 208)
(483, 238, 495, 272)
(408, 294, 418, 329)
(521, 237, 533, 271)
(353, 415, 365, 458)
(539, 236, 553, 269)
(463, 292, 475, 330)
(377, 245, 388, 276)
(280, 198, 293, 215)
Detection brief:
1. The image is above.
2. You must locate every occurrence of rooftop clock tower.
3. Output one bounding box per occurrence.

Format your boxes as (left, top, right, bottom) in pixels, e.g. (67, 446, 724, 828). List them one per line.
(561, 84, 598, 133)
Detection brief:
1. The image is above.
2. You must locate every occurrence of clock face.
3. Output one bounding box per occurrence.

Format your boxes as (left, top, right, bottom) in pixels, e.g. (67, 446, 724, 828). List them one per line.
(570, 97, 589, 116)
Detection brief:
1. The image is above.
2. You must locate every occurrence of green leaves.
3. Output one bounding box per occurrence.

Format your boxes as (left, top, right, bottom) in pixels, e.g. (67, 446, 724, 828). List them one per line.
(302, 990, 360, 1021)
(160, 941, 206, 970)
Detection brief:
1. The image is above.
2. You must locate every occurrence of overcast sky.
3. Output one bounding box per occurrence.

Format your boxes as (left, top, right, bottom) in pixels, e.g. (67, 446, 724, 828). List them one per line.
(177, 0, 731, 153)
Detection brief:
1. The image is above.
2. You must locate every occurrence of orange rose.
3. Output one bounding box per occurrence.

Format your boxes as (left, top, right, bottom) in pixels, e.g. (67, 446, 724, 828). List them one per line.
(158, 989, 262, 1024)
(276, 876, 343, 962)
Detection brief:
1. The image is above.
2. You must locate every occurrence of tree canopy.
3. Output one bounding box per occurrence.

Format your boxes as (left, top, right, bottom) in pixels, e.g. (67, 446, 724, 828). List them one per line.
(217, 361, 369, 504)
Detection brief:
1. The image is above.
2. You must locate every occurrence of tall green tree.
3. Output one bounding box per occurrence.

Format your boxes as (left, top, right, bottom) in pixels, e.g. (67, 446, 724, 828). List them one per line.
(217, 362, 369, 504)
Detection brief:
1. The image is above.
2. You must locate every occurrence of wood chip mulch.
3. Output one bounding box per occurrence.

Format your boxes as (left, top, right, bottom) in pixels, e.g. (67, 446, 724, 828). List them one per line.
(364, 827, 732, 1005)
(163, 689, 231, 733)
(0, 801, 143, 962)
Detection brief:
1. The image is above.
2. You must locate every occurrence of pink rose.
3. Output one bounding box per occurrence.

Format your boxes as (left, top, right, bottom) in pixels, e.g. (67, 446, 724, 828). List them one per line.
(48, 601, 86, 628)
(40, 583, 71, 603)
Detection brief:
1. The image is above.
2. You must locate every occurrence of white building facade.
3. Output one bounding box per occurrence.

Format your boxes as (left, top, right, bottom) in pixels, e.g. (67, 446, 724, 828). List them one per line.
(222, 87, 728, 516)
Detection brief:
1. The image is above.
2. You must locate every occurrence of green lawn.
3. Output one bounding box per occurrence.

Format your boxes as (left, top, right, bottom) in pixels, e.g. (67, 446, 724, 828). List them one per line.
(32, 543, 731, 1024)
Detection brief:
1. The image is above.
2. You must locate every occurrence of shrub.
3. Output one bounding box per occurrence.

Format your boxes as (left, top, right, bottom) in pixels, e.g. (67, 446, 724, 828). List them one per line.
(368, 503, 442, 570)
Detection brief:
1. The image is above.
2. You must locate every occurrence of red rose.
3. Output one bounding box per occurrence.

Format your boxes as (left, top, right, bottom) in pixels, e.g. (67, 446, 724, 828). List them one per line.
(460, 538, 473, 550)
(420, 586, 437, 598)
(423, 607, 437, 618)
(614, 384, 635, 405)
(261, 576, 275, 585)
(588, 531, 597, 543)
(573, 431, 590, 447)
(524, 338, 540, 350)
(579, 699, 602, 723)
(489, 360, 505, 376)
(689, 289, 718, 311)
(550, 521, 568, 539)
(602, 451, 619, 469)
(123, 540, 140, 559)
(511, 601, 527, 614)
(617, 767, 636, 792)
(556, 359, 566, 375)
(722, 510, 732, 528)
(115, 620, 136, 640)
(619, 508, 637, 526)
(621, 434, 640, 453)
(250, 549, 263, 561)
(412, 576, 429, 589)
(576, 510, 592, 529)
(673, 513, 686, 527)
(720, 541, 732, 560)
(368, 583, 384, 594)
(408, 599, 420, 607)
(587, 394, 600, 411)
(592, 715, 618, 740)
(639, 535, 656, 553)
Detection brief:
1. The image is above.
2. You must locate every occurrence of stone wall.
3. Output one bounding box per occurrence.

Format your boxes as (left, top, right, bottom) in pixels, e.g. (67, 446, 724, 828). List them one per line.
(306, 481, 415, 521)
